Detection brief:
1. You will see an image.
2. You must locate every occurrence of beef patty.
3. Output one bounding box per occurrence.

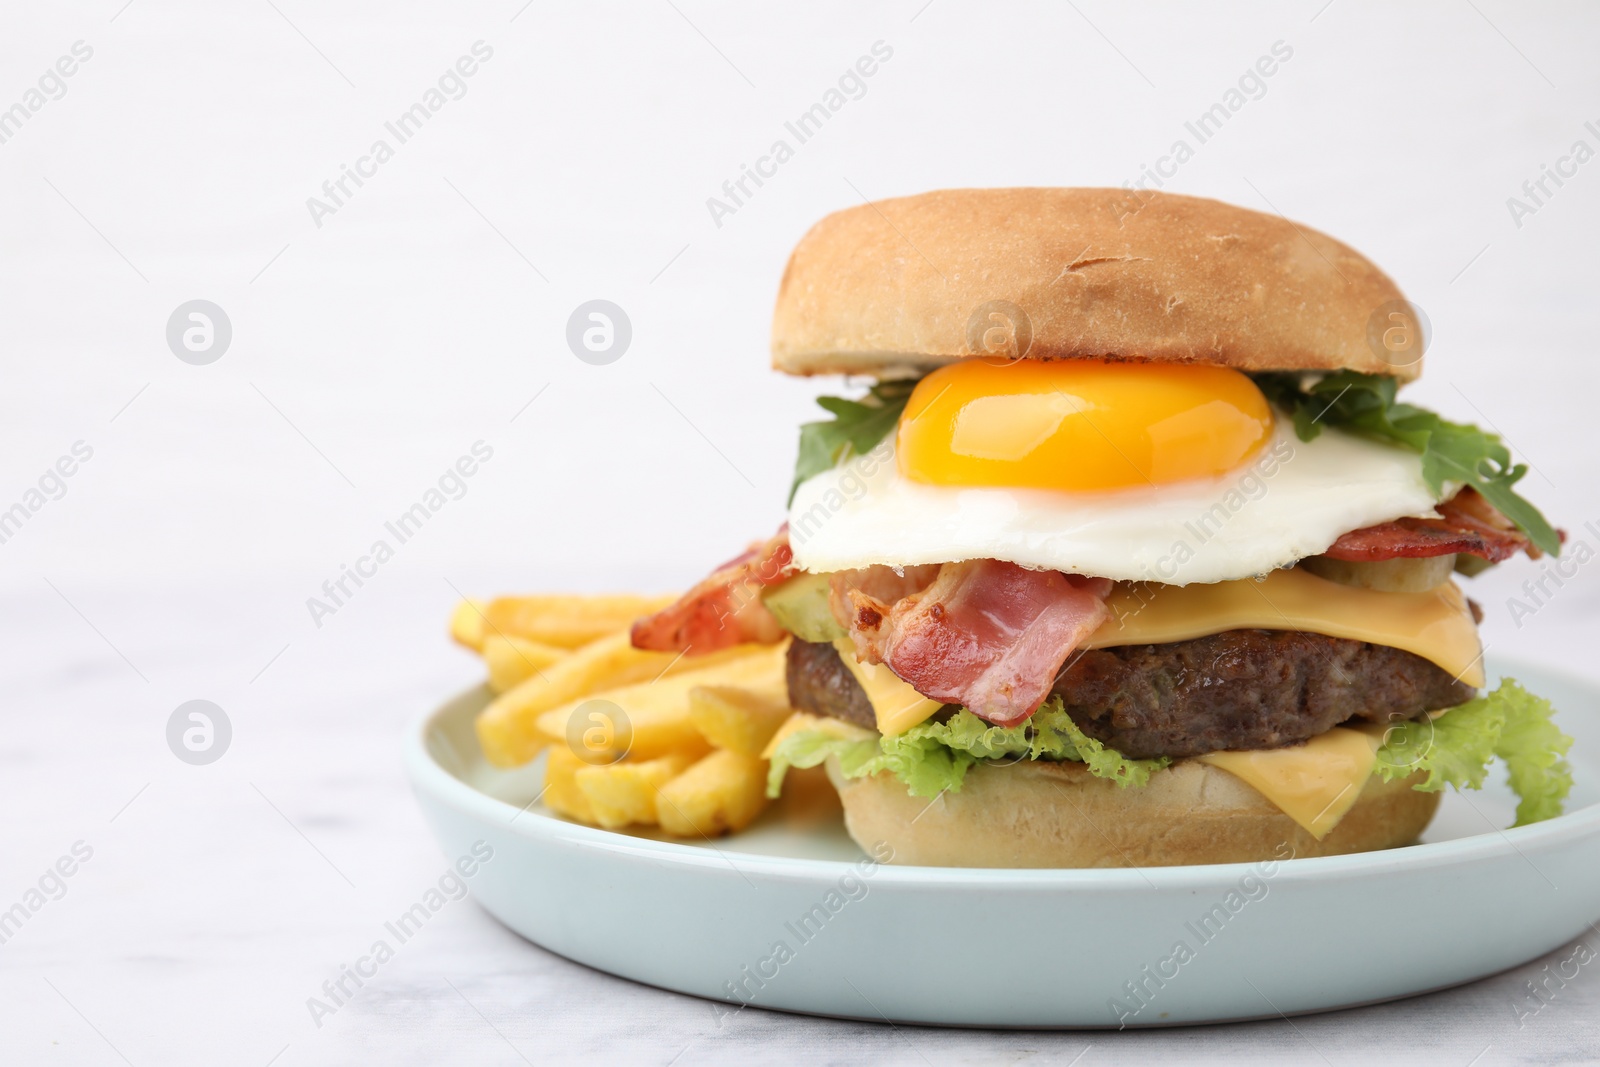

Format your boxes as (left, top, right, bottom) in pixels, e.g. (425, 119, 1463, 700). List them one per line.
(786, 632, 1475, 759)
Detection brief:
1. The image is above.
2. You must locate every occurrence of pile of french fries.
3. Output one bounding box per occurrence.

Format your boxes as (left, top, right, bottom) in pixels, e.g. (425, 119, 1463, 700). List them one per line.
(450, 593, 800, 838)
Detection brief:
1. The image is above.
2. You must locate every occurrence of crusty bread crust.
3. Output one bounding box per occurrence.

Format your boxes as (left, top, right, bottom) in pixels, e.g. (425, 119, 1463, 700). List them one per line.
(772, 188, 1419, 381)
(827, 757, 1440, 868)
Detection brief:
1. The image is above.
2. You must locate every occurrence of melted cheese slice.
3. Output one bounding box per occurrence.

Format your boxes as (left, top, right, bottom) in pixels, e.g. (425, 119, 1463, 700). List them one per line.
(831, 639, 945, 737)
(1197, 727, 1383, 839)
(1088, 568, 1484, 687)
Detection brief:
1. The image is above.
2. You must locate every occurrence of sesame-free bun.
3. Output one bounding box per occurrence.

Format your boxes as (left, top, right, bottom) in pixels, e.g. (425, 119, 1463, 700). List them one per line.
(771, 188, 1419, 381)
(826, 757, 1439, 868)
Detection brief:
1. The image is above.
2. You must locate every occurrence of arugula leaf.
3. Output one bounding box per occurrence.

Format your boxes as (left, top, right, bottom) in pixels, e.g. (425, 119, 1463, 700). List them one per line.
(1372, 678, 1573, 826)
(789, 379, 917, 504)
(1253, 371, 1559, 555)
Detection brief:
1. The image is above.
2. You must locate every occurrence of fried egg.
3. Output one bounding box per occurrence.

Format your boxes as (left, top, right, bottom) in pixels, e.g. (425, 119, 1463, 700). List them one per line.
(787, 361, 1446, 585)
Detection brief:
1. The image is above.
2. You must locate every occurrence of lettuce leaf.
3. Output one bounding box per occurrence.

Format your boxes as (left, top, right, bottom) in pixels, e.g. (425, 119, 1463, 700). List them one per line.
(762, 724, 980, 800)
(789, 379, 917, 504)
(766, 699, 1169, 799)
(772, 682, 1574, 827)
(1496, 688, 1576, 825)
(764, 730, 882, 798)
(890, 702, 1170, 788)
(1252, 370, 1559, 555)
(1372, 678, 1572, 826)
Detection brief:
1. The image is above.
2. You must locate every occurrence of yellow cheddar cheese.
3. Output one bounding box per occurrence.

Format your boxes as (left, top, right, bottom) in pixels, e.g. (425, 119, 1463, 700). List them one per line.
(1090, 568, 1483, 687)
(1197, 727, 1383, 839)
(830, 639, 945, 737)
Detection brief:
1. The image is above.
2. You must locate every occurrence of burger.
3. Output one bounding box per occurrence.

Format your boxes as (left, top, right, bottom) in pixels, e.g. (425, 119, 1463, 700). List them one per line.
(631, 187, 1572, 868)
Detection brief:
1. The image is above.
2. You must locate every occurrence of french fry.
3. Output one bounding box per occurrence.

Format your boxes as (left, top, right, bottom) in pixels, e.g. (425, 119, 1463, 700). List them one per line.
(449, 599, 488, 650)
(575, 750, 705, 829)
(482, 634, 567, 693)
(541, 745, 597, 826)
(476, 631, 766, 768)
(533, 643, 789, 765)
(689, 685, 795, 757)
(480, 593, 679, 650)
(657, 749, 771, 837)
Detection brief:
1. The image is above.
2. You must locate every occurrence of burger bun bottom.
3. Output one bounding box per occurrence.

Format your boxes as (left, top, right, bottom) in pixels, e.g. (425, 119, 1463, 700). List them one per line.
(826, 757, 1439, 868)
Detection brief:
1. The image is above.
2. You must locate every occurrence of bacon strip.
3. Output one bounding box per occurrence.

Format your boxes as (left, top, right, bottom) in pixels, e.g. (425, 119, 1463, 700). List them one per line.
(828, 564, 942, 660)
(1324, 488, 1540, 563)
(630, 526, 796, 654)
(839, 560, 1113, 727)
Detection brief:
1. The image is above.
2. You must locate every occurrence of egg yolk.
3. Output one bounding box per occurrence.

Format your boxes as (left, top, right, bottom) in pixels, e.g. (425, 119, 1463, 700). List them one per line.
(896, 360, 1273, 491)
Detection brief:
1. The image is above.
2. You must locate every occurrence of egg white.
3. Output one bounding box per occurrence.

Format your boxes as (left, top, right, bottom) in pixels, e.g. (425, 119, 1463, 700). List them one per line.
(787, 418, 1446, 585)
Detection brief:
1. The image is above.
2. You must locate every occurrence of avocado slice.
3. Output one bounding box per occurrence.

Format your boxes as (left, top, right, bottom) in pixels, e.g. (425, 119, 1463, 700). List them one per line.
(762, 572, 846, 642)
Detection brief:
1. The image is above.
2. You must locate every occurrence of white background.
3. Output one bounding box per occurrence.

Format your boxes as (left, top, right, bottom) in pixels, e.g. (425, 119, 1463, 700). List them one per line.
(2, 1, 1598, 1064)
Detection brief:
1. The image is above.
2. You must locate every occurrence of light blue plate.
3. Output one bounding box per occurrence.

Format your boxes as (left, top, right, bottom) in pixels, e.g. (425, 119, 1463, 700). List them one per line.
(405, 660, 1600, 1028)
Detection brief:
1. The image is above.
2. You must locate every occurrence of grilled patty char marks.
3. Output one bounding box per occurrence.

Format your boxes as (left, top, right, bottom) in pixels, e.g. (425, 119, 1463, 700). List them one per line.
(785, 632, 1475, 758)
